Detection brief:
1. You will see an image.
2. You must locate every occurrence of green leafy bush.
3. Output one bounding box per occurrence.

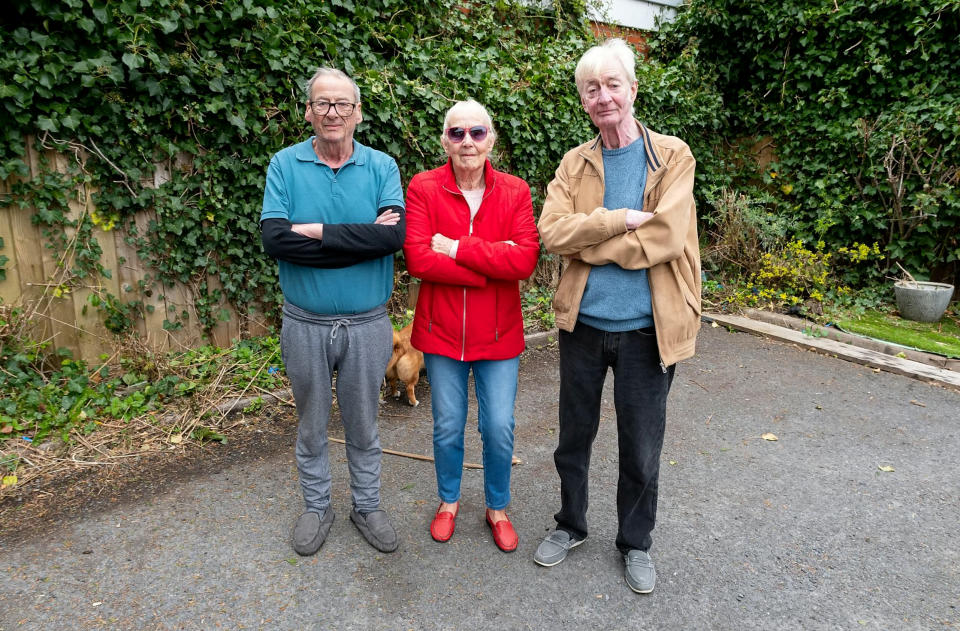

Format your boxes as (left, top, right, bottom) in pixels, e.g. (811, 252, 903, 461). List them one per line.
(654, 0, 960, 285)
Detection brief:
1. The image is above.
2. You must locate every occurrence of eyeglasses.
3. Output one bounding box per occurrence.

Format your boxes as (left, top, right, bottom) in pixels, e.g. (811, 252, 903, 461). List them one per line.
(308, 100, 357, 117)
(446, 126, 489, 143)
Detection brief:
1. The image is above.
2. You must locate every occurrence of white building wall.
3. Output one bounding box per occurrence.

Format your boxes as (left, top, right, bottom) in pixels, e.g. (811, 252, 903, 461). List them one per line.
(589, 0, 683, 31)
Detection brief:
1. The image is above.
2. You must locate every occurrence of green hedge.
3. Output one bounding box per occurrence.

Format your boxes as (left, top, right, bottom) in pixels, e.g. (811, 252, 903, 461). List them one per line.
(655, 0, 960, 284)
(1, 0, 723, 334)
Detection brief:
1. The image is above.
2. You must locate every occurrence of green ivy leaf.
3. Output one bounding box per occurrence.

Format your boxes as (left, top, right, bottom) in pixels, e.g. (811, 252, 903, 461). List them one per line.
(122, 52, 143, 70)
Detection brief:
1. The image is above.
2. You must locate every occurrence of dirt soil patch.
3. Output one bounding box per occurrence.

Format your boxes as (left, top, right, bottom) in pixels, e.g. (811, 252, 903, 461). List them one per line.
(0, 405, 298, 545)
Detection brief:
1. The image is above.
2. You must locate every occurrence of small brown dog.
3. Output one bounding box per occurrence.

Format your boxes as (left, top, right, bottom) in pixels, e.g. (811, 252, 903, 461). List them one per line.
(385, 322, 424, 406)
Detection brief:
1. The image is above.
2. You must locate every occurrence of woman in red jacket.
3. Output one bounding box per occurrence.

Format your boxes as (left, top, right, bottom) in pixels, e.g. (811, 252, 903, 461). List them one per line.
(404, 99, 540, 552)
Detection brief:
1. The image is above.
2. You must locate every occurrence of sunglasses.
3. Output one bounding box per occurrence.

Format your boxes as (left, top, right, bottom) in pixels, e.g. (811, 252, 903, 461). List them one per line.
(446, 126, 489, 143)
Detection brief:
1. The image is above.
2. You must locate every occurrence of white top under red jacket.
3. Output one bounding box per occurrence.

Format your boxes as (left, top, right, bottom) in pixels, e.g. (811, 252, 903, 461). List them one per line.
(404, 159, 540, 361)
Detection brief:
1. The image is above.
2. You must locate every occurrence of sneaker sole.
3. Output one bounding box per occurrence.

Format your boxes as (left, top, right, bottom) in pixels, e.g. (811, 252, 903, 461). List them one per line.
(626, 581, 655, 594)
(534, 536, 585, 567)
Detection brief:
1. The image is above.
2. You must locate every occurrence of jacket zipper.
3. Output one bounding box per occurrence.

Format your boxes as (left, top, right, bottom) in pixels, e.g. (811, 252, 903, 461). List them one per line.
(461, 214, 474, 361)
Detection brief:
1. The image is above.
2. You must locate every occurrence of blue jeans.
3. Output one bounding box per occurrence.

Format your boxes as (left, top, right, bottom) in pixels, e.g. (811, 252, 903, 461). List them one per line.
(423, 353, 520, 510)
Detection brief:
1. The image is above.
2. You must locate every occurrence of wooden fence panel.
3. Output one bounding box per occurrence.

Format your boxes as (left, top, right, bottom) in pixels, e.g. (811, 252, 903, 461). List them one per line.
(31, 141, 80, 353)
(0, 138, 256, 361)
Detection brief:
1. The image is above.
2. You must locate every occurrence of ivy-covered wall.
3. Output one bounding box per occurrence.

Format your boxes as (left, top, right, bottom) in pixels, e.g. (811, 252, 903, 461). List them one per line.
(655, 0, 960, 285)
(0, 0, 722, 340)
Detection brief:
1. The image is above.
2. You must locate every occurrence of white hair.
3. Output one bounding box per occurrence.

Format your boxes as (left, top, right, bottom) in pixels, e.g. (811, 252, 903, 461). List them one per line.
(441, 99, 497, 142)
(574, 38, 637, 95)
(305, 67, 361, 103)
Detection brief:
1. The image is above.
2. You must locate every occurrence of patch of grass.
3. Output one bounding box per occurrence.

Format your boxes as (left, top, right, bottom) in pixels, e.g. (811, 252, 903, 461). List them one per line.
(836, 308, 960, 358)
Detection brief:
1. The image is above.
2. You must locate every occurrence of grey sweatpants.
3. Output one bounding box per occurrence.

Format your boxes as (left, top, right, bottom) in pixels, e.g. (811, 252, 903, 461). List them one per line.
(281, 302, 393, 513)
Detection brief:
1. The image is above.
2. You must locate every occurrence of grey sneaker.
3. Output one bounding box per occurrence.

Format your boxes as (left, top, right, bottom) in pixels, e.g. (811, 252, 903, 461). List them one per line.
(292, 508, 335, 556)
(533, 529, 585, 567)
(624, 549, 656, 593)
(350, 508, 399, 552)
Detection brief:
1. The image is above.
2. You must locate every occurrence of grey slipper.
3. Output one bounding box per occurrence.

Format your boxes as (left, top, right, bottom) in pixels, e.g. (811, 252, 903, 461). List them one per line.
(534, 529, 585, 567)
(293, 508, 335, 556)
(350, 508, 398, 552)
(624, 549, 656, 594)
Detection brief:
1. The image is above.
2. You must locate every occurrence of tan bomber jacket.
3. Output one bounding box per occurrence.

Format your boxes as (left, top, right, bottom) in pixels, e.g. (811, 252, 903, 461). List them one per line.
(537, 121, 701, 366)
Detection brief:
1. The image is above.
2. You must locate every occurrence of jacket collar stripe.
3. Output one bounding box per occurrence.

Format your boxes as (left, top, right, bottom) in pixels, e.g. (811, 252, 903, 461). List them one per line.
(641, 124, 661, 171)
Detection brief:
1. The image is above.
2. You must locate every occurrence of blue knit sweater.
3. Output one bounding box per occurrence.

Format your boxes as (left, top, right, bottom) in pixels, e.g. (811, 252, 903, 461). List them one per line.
(577, 137, 653, 332)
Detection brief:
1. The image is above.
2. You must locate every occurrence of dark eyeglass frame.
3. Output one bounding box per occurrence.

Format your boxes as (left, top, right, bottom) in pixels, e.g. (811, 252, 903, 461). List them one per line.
(308, 100, 358, 117)
(446, 125, 489, 143)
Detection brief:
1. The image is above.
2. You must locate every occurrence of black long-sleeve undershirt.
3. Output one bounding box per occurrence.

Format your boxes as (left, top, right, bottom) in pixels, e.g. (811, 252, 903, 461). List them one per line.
(261, 205, 405, 269)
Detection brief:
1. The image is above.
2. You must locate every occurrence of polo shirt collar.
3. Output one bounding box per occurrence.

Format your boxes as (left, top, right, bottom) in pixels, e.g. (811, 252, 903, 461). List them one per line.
(295, 138, 368, 166)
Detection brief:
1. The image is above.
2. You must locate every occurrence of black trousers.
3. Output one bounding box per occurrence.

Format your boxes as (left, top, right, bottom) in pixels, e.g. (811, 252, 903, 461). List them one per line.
(554, 321, 675, 553)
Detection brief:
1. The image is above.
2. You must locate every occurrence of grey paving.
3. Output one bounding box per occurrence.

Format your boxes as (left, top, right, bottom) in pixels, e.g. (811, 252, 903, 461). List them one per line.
(1, 325, 958, 630)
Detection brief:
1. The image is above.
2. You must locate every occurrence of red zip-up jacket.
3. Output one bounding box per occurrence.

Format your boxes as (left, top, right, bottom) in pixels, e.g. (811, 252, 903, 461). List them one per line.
(404, 160, 540, 361)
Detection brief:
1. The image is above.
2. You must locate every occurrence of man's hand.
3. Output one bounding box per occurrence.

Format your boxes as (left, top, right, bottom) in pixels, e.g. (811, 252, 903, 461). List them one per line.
(292, 222, 323, 239)
(375, 210, 401, 226)
(625, 210, 654, 231)
(431, 233, 456, 257)
(291, 212, 398, 241)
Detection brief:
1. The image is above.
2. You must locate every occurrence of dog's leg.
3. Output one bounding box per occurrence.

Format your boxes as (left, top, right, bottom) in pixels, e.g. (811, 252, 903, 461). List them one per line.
(405, 381, 419, 407)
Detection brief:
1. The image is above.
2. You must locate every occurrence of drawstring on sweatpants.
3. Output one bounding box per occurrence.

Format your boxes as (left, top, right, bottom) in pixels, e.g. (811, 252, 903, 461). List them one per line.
(329, 319, 350, 344)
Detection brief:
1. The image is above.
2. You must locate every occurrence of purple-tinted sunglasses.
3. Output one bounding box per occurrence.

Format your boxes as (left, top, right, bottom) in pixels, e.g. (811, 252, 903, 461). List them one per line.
(446, 125, 489, 143)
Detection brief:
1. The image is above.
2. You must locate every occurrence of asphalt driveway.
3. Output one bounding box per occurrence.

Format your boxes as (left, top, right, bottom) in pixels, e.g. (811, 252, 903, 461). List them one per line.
(1, 325, 957, 630)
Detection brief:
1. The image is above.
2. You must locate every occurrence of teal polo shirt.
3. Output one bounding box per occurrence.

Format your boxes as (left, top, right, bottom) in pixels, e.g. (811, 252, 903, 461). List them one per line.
(260, 138, 404, 315)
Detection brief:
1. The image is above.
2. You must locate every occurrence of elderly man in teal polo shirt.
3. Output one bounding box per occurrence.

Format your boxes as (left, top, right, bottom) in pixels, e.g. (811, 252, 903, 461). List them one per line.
(260, 67, 405, 555)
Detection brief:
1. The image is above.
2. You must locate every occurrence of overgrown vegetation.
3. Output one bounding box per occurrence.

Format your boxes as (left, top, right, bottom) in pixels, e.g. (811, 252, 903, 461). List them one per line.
(1, 299, 284, 486)
(0, 0, 725, 334)
(1, 0, 588, 333)
(0, 303, 283, 445)
(655, 0, 960, 311)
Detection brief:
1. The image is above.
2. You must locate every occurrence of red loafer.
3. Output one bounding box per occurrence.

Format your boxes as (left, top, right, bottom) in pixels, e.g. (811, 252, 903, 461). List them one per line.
(430, 503, 458, 542)
(486, 511, 518, 553)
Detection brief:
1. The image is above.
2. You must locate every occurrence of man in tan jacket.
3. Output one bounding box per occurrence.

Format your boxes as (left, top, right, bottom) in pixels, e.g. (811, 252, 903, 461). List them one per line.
(533, 39, 701, 595)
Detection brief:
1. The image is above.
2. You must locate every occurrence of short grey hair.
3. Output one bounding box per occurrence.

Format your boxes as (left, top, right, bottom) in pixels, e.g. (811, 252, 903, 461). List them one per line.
(574, 38, 637, 95)
(305, 67, 361, 103)
(440, 99, 497, 142)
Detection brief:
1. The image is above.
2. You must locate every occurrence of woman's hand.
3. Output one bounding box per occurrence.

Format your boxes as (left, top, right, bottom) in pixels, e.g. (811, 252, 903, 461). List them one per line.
(431, 233, 457, 257)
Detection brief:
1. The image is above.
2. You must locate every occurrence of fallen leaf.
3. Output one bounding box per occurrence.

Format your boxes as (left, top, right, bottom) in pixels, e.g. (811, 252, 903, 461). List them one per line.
(0, 424, 12, 434)
(761, 432, 778, 441)
(877, 465, 895, 472)
(668, 460, 678, 465)
(168, 434, 182, 444)
(909, 400, 926, 408)
(1, 475, 17, 488)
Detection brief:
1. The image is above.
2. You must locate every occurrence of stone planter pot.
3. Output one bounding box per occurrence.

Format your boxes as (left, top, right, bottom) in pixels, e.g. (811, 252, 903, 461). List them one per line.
(893, 281, 955, 322)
